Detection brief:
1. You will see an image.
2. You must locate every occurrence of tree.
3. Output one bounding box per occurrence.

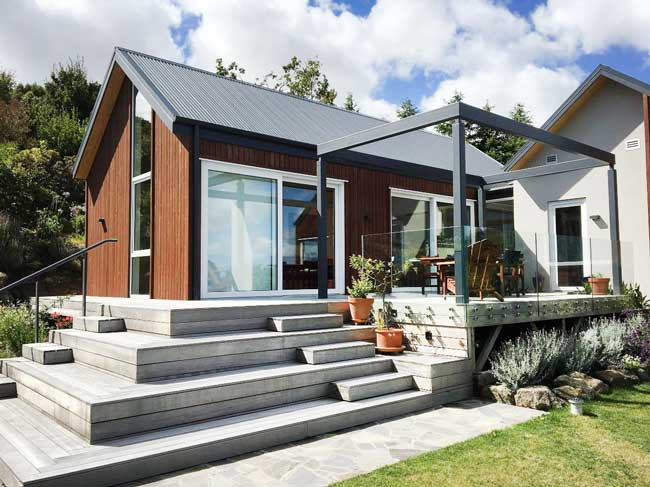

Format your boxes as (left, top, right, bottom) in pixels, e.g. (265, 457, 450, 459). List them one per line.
(0, 70, 16, 103)
(215, 58, 246, 79)
(396, 98, 419, 119)
(343, 93, 359, 112)
(43, 58, 100, 121)
(0, 99, 30, 145)
(433, 91, 533, 164)
(265, 57, 337, 105)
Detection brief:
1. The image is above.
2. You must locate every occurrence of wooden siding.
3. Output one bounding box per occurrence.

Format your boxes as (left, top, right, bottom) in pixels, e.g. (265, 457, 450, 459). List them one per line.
(151, 115, 193, 299)
(200, 140, 476, 287)
(86, 79, 131, 297)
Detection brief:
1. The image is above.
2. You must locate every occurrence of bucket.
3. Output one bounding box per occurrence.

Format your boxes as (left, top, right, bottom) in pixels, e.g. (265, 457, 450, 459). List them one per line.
(569, 397, 584, 416)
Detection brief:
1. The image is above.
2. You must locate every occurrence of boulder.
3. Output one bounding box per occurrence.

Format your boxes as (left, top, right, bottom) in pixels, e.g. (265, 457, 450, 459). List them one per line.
(481, 384, 515, 405)
(594, 368, 640, 388)
(514, 386, 557, 411)
(553, 385, 584, 402)
(553, 375, 596, 400)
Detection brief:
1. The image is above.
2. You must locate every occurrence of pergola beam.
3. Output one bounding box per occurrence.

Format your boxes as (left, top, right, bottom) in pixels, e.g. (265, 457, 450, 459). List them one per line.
(317, 104, 460, 156)
(483, 157, 608, 185)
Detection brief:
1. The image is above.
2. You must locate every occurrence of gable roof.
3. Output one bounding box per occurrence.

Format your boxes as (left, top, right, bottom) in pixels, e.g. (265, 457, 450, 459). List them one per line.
(74, 47, 502, 179)
(505, 64, 650, 171)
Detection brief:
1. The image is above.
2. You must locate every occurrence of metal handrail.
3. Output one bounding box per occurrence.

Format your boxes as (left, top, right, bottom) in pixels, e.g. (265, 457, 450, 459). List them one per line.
(0, 238, 117, 342)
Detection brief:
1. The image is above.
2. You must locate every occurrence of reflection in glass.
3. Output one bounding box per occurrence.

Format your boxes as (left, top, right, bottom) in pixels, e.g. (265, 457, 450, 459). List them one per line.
(206, 170, 277, 292)
(133, 180, 151, 251)
(391, 197, 430, 287)
(131, 256, 150, 295)
(435, 202, 471, 257)
(282, 183, 334, 289)
(133, 91, 151, 177)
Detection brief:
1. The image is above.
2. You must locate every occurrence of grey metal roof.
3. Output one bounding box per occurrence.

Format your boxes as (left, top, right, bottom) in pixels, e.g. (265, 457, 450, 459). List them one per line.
(505, 64, 650, 171)
(76, 47, 503, 177)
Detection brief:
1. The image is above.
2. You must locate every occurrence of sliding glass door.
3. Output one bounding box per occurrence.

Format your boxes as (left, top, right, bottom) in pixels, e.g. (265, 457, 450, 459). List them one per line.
(549, 199, 589, 289)
(201, 161, 344, 297)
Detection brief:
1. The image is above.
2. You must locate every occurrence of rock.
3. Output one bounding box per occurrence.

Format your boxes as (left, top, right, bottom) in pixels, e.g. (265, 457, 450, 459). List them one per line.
(636, 368, 649, 382)
(514, 386, 557, 411)
(553, 375, 596, 400)
(553, 385, 584, 402)
(594, 368, 640, 388)
(481, 384, 515, 405)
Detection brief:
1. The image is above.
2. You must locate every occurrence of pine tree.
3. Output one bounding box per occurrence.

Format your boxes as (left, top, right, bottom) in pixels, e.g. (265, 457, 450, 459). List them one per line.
(343, 93, 359, 112)
(396, 98, 419, 118)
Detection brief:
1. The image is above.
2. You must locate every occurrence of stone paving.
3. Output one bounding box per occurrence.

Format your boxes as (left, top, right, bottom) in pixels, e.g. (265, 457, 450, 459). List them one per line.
(124, 400, 544, 487)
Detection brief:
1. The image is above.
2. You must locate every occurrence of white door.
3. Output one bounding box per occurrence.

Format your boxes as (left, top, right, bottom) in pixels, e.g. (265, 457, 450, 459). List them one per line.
(548, 199, 590, 290)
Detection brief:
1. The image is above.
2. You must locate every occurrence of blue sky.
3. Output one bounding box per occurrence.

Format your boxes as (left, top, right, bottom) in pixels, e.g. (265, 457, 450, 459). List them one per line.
(3, 0, 649, 125)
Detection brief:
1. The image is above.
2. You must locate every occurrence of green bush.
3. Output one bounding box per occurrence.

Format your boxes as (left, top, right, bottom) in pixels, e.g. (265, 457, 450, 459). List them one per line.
(0, 304, 43, 356)
(491, 329, 566, 390)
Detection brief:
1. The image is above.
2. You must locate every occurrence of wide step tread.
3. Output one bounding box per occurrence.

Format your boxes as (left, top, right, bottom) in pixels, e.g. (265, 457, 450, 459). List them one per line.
(268, 313, 343, 332)
(74, 315, 126, 333)
(0, 390, 433, 487)
(333, 372, 414, 401)
(298, 341, 375, 364)
(21, 343, 73, 365)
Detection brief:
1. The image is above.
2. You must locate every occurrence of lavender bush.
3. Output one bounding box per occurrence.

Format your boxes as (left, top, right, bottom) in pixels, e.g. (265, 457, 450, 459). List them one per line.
(624, 314, 650, 366)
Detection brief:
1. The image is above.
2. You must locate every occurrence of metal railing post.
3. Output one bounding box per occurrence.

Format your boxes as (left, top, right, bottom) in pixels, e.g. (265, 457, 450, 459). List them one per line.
(82, 254, 87, 317)
(34, 280, 39, 343)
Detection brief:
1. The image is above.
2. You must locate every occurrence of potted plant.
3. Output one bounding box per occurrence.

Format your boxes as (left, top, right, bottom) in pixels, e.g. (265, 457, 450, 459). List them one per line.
(347, 256, 375, 323)
(348, 255, 412, 351)
(586, 273, 610, 295)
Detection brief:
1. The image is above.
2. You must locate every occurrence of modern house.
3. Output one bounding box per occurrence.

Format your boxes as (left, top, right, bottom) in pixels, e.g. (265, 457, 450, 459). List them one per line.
(503, 65, 650, 294)
(0, 49, 639, 487)
(74, 47, 501, 301)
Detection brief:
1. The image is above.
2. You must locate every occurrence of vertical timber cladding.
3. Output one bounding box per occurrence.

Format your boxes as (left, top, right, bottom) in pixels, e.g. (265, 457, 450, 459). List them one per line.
(199, 139, 477, 288)
(151, 115, 192, 299)
(85, 79, 132, 297)
(644, 94, 650, 243)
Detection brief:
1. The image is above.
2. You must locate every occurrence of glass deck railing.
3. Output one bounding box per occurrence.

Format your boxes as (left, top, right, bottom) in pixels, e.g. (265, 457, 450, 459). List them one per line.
(360, 225, 634, 318)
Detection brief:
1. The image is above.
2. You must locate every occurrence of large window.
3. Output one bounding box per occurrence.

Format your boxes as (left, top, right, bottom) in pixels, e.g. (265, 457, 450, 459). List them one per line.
(201, 161, 344, 297)
(130, 90, 152, 296)
(549, 199, 589, 289)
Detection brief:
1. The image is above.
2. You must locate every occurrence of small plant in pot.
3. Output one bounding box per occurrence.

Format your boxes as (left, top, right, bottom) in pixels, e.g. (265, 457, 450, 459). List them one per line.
(348, 255, 412, 352)
(347, 257, 375, 323)
(586, 273, 610, 296)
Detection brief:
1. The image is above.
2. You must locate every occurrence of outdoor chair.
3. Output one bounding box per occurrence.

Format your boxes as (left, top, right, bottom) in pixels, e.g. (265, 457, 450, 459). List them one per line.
(498, 249, 525, 297)
(445, 239, 504, 301)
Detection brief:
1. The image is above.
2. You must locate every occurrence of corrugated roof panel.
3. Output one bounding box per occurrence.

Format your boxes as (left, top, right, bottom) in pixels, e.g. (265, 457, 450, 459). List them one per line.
(118, 48, 503, 177)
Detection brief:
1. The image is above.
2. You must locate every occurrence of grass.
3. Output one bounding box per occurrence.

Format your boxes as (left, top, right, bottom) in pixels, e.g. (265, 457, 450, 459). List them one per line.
(333, 383, 650, 487)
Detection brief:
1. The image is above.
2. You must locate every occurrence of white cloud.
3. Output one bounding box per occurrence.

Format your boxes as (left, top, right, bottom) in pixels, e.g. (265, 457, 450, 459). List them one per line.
(2, 0, 649, 125)
(0, 0, 183, 83)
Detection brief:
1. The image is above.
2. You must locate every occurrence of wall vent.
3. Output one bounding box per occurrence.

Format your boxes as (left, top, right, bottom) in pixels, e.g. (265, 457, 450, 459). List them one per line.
(625, 138, 641, 151)
(545, 153, 558, 164)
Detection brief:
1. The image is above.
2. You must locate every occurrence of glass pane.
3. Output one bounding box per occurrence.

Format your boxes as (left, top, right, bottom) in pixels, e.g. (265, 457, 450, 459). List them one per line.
(282, 183, 334, 290)
(133, 91, 151, 177)
(206, 170, 277, 292)
(133, 180, 151, 251)
(435, 202, 470, 257)
(554, 205, 584, 287)
(131, 256, 150, 295)
(485, 199, 515, 249)
(391, 196, 430, 287)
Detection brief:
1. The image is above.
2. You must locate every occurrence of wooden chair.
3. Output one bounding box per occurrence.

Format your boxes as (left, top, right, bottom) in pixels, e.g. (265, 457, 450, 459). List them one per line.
(498, 250, 525, 297)
(446, 240, 503, 301)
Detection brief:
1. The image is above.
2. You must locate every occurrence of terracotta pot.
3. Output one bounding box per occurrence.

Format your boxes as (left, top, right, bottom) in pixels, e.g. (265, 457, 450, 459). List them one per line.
(376, 328, 404, 352)
(348, 296, 374, 323)
(588, 277, 610, 295)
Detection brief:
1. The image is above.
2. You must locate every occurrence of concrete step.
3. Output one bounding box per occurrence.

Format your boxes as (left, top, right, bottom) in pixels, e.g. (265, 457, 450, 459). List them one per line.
(51, 326, 375, 382)
(21, 343, 73, 365)
(0, 375, 16, 398)
(73, 315, 126, 333)
(268, 313, 343, 332)
(298, 341, 375, 364)
(2, 355, 394, 442)
(0, 390, 434, 487)
(332, 372, 414, 401)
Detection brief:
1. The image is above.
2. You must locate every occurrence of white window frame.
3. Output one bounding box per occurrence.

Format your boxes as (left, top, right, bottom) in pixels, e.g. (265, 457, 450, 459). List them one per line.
(129, 87, 152, 298)
(389, 188, 475, 291)
(548, 198, 590, 291)
(200, 159, 346, 298)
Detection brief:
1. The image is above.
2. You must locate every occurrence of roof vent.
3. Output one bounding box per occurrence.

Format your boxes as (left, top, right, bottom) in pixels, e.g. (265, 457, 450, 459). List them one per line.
(625, 138, 641, 151)
(545, 154, 558, 164)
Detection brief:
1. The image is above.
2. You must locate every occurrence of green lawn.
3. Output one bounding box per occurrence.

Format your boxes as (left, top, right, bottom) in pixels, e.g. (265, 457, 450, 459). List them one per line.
(333, 383, 650, 487)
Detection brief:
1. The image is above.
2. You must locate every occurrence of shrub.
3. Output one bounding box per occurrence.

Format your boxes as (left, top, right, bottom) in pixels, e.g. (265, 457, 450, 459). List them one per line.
(622, 282, 649, 311)
(595, 317, 628, 366)
(622, 354, 642, 370)
(0, 304, 40, 356)
(624, 315, 650, 366)
(491, 328, 566, 390)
